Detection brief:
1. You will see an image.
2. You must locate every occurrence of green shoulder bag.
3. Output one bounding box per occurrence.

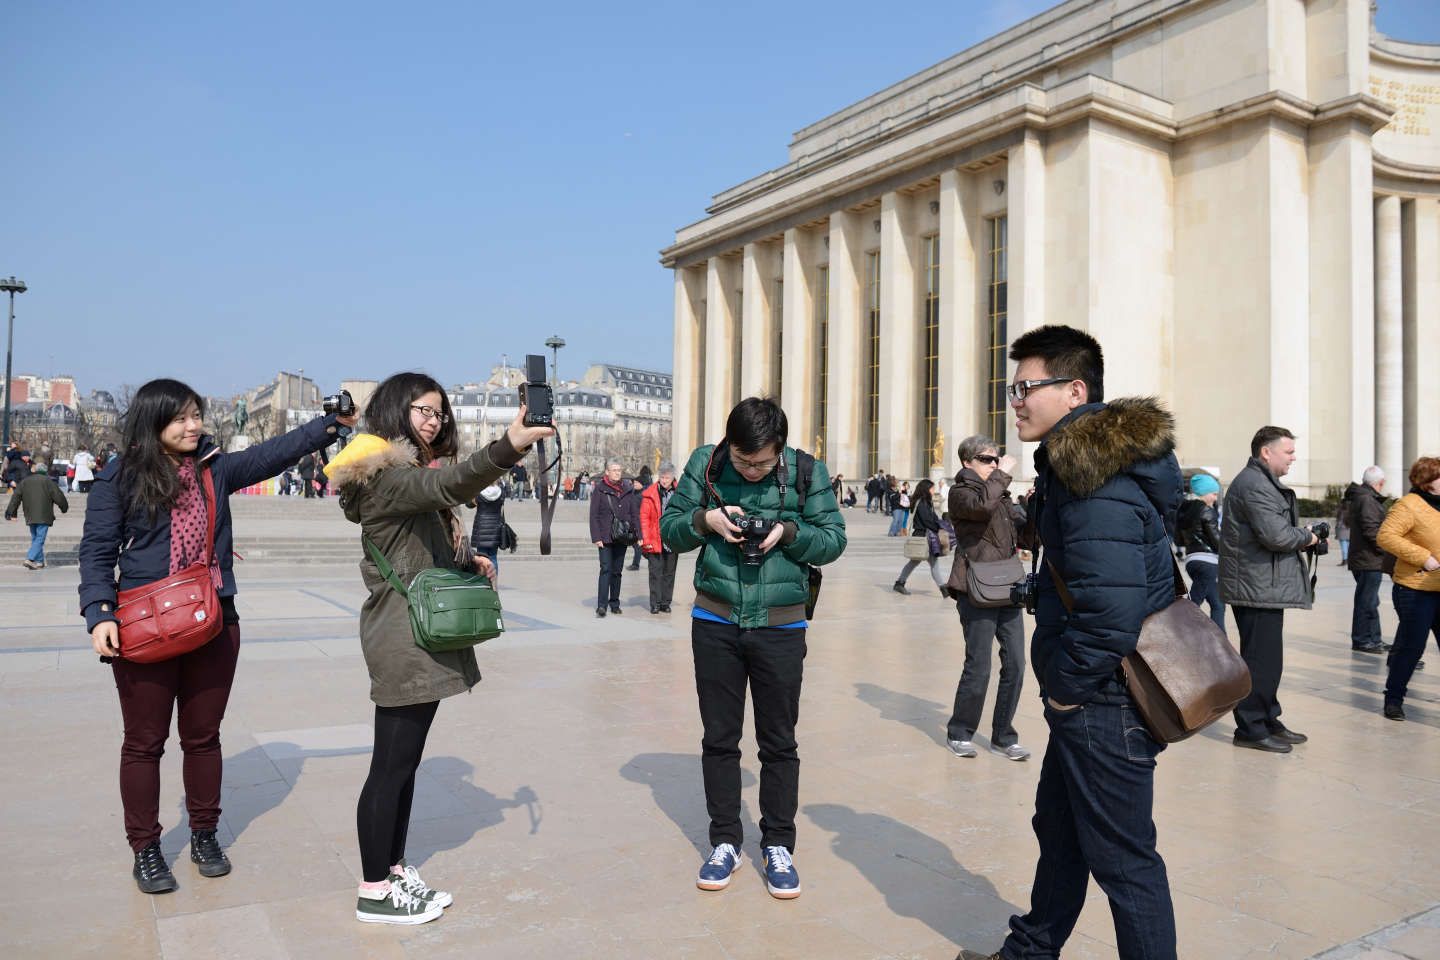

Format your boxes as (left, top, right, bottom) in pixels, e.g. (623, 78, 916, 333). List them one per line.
(363, 537, 504, 652)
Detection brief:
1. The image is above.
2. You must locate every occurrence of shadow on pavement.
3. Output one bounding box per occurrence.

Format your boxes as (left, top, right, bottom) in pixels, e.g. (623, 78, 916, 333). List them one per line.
(804, 801, 1019, 954)
(620, 752, 757, 858)
(854, 682, 950, 748)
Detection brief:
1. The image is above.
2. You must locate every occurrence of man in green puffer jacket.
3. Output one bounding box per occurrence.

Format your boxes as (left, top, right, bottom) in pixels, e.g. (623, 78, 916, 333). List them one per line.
(660, 397, 846, 902)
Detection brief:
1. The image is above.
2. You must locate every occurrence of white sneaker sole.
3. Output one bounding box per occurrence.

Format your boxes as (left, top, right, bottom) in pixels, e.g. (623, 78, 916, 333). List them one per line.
(766, 881, 802, 900)
(990, 747, 1030, 761)
(696, 855, 742, 891)
(356, 906, 443, 925)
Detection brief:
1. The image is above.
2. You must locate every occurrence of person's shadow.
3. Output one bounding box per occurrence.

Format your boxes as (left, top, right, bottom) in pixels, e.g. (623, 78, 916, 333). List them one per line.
(405, 755, 539, 865)
(804, 802, 1019, 955)
(620, 752, 757, 858)
(159, 741, 371, 858)
(854, 682, 951, 748)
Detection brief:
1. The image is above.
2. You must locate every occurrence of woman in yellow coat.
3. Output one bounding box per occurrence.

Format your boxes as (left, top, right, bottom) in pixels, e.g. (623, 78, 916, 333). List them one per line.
(1378, 456, 1440, 720)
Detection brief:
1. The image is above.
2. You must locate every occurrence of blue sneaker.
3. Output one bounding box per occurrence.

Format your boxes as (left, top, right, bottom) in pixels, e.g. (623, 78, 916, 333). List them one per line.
(696, 843, 741, 891)
(762, 845, 801, 899)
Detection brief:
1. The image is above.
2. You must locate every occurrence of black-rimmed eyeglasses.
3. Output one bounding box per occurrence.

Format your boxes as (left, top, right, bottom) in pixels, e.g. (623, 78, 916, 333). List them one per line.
(1007, 378, 1073, 402)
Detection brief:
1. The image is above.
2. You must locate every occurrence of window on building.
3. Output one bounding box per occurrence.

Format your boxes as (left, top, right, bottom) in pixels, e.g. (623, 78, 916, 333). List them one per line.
(774, 278, 784, 399)
(816, 264, 829, 455)
(987, 216, 1008, 451)
(923, 234, 940, 466)
(865, 250, 881, 475)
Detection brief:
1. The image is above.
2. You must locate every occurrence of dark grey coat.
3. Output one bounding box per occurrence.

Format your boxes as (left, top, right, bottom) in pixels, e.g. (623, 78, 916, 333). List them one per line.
(326, 433, 523, 708)
(1218, 458, 1313, 610)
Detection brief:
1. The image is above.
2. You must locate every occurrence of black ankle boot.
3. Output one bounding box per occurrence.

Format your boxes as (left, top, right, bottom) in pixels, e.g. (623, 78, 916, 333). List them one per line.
(190, 829, 232, 878)
(133, 841, 178, 894)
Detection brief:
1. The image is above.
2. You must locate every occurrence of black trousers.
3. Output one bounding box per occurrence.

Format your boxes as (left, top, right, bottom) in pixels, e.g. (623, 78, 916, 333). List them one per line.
(692, 618, 807, 852)
(646, 551, 678, 607)
(1231, 606, 1286, 741)
(596, 543, 628, 605)
(357, 700, 439, 882)
(948, 596, 1025, 747)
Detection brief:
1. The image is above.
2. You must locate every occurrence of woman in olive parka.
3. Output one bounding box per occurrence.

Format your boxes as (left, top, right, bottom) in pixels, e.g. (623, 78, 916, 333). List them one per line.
(323, 372, 551, 925)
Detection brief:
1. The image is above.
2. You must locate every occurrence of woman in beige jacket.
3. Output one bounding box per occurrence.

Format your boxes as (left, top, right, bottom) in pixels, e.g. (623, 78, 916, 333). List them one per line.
(1378, 456, 1440, 721)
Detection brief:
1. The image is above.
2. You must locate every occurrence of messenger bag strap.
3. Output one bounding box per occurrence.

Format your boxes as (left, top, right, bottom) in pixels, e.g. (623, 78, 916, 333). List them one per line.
(363, 536, 410, 598)
(200, 466, 218, 569)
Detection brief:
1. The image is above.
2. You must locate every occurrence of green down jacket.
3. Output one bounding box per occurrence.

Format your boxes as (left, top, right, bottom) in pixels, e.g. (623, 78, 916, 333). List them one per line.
(660, 444, 847, 628)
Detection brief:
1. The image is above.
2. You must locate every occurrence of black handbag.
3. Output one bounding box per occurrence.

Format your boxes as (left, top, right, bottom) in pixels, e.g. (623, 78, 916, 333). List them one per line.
(498, 521, 518, 554)
(611, 516, 638, 545)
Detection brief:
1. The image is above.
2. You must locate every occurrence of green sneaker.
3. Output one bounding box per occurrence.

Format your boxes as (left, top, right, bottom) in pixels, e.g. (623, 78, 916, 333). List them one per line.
(355, 880, 443, 925)
(393, 863, 453, 908)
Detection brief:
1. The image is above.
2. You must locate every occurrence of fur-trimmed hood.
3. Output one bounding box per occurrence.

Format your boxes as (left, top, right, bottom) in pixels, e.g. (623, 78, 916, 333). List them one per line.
(322, 434, 417, 489)
(1045, 397, 1177, 498)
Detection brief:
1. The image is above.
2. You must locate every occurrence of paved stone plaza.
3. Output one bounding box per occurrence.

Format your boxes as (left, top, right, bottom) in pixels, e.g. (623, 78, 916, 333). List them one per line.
(2, 498, 1439, 959)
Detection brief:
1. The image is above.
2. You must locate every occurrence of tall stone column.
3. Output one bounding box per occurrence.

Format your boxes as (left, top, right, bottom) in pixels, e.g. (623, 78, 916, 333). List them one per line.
(741, 242, 780, 398)
(671, 266, 706, 463)
(1374, 195, 1403, 491)
(938, 170, 980, 478)
(879, 191, 920, 478)
(1403, 198, 1440, 469)
(1007, 132, 1046, 477)
(704, 256, 741, 442)
(826, 211, 865, 480)
(781, 228, 817, 451)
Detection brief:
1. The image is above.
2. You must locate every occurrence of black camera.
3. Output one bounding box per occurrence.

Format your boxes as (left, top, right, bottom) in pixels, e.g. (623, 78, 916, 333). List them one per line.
(733, 514, 779, 566)
(322, 390, 355, 418)
(1306, 521, 1330, 557)
(1012, 573, 1038, 614)
(519, 354, 554, 428)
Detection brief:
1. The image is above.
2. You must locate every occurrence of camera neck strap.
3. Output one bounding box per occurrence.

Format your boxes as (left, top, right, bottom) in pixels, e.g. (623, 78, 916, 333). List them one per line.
(533, 432, 563, 556)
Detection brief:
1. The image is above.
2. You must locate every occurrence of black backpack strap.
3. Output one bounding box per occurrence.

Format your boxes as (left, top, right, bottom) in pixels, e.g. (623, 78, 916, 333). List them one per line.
(793, 448, 814, 514)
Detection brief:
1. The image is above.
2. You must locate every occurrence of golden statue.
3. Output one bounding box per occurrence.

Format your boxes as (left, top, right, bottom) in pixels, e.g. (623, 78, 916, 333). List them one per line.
(932, 427, 946, 469)
(814, 433, 824, 460)
(653, 447, 663, 472)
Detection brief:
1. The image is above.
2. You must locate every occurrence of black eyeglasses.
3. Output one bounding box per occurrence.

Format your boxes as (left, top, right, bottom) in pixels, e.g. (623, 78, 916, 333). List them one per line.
(1007, 378, 1073, 402)
(410, 404, 451, 424)
(972, 454, 1000, 465)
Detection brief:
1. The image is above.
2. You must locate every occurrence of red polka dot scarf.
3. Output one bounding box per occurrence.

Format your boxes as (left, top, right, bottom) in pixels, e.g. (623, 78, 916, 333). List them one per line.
(171, 458, 223, 590)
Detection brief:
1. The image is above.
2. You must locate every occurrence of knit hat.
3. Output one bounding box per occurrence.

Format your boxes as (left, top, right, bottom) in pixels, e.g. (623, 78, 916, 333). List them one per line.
(1189, 473, 1219, 496)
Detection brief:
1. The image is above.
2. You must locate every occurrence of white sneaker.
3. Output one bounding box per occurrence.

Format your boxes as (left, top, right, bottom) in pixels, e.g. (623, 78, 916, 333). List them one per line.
(356, 881, 443, 925)
(991, 743, 1031, 761)
(947, 739, 977, 758)
(393, 863, 453, 908)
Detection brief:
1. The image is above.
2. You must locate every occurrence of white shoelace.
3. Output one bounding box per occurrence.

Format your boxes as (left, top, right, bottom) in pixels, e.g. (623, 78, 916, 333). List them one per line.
(707, 844, 737, 866)
(386, 884, 427, 912)
(765, 846, 794, 874)
(396, 865, 434, 898)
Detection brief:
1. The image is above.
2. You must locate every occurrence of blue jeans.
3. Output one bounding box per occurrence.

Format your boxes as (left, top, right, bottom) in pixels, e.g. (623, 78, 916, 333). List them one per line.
(1003, 696, 1175, 960)
(27, 524, 50, 564)
(888, 509, 909, 536)
(1184, 559, 1224, 631)
(1385, 584, 1440, 707)
(1350, 570, 1382, 647)
(477, 546, 499, 576)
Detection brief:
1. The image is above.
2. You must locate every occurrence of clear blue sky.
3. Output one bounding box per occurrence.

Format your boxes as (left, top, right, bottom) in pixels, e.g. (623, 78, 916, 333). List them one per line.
(6, 1, 1438, 399)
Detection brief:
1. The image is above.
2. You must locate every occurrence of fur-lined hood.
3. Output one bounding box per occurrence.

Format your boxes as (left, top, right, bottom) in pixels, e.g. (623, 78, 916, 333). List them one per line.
(323, 434, 418, 489)
(1045, 397, 1176, 498)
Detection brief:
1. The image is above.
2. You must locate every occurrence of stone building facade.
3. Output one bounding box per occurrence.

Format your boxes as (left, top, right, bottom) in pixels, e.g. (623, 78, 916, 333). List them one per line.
(662, 0, 1439, 494)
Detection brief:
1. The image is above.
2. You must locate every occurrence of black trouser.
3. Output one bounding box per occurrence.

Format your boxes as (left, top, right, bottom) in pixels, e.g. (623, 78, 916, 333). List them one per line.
(357, 701, 438, 882)
(302, 476, 315, 498)
(948, 596, 1025, 747)
(1185, 559, 1225, 631)
(692, 618, 807, 852)
(597, 543, 628, 606)
(1231, 606, 1286, 741)
(1351, 570, 1383, 647)
(1385, 584, 1440, 707)
(629, 542, 643, 569)
(646, 551, 678, 607)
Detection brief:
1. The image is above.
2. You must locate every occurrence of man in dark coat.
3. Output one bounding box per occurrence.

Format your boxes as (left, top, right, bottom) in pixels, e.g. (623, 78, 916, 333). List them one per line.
(6, 462, 69, 568)
(962, 326, 1180, 960)
(297, 453, 317, 498)
(1344, 466, 1389, 653)
(1219, 426, 1318, 753)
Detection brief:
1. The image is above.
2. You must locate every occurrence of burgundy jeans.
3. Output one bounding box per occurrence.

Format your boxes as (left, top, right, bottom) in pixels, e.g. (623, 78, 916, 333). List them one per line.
(111, 624, 241, 852)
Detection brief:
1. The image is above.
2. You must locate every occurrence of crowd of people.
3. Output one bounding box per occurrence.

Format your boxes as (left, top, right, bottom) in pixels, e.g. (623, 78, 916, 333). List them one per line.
(61, 323, 1439, 959)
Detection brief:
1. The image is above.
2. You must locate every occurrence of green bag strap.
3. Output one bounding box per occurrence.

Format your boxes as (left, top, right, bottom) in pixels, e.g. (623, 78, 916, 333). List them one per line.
(363, 536, 409, 598)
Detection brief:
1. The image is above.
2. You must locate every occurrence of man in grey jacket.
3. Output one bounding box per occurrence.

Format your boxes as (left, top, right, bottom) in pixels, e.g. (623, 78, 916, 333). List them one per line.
(1219, 426, 1320, 754)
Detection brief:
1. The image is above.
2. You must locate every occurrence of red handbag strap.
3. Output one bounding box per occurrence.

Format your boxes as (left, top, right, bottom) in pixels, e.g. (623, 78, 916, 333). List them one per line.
(200, 465, 217, 568)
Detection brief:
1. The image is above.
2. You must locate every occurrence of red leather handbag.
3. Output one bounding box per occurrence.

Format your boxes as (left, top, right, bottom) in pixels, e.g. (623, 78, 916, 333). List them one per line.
(115, 467, 224, 663)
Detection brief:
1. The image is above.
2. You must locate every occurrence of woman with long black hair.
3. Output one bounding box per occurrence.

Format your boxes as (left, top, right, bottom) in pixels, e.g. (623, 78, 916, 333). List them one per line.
(322, 372, 550, 924)
(79, 378, 355, 894)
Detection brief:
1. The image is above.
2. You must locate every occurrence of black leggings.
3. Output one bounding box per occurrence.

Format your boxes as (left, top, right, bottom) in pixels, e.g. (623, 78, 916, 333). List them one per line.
(357, 701, 438, 882)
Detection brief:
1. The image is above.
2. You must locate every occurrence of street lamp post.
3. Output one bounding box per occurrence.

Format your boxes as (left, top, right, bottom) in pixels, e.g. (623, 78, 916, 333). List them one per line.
(1, 277, 28, 449)
(544, 335, 566, 387)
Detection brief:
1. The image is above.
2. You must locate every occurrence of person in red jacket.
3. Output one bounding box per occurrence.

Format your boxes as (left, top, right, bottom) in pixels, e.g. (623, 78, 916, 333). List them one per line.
(641, 462, 679, 613)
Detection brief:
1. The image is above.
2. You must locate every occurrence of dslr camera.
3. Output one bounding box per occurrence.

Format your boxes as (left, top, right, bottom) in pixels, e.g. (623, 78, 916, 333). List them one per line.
(1305, 521, 1330, 557)
(322, 389, 355, 418)
(518, 355, 554, 428)
(733, 514, 779, 566)
(1013, 572, 1039, 615)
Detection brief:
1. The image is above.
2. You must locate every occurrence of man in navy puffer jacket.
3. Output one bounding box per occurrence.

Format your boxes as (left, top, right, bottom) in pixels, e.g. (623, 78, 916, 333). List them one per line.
(965, 326, 1182, 960)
